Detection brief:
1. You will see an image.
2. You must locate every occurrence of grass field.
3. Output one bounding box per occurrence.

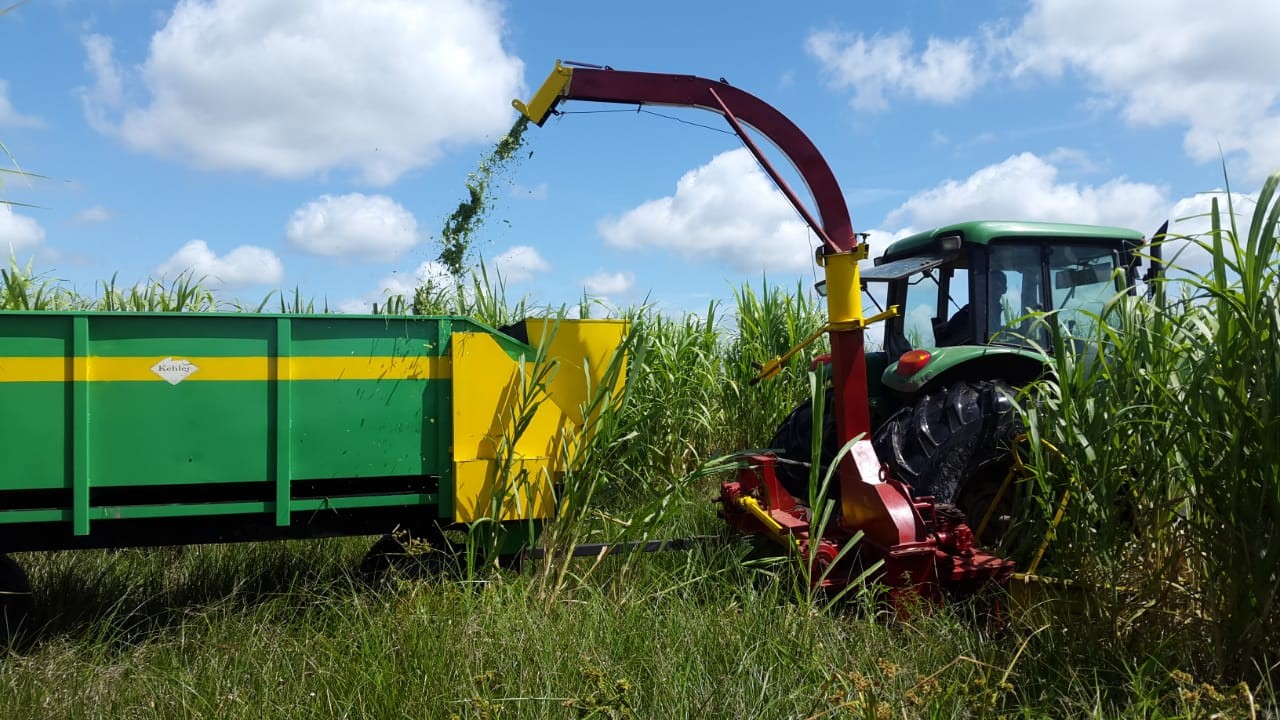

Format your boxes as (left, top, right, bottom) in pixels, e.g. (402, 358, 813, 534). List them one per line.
(0, 525, 1267, 718)
(1, 173, 1277, 718)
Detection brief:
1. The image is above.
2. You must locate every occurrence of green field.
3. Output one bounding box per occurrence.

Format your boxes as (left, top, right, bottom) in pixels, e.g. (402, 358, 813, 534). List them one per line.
(1, 176, 1277, 718)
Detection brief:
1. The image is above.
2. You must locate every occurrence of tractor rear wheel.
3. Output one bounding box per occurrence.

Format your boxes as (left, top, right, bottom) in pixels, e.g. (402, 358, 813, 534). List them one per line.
(871, 381, 1021, 524)
(769, 380, 1020, 540)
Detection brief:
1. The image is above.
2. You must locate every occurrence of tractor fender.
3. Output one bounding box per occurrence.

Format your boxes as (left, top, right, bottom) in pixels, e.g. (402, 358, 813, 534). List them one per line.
(881, 345, 1044, 397)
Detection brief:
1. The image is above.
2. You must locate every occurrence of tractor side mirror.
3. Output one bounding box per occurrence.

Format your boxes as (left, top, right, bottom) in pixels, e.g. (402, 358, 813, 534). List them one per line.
(1143, 220, 1169, 286)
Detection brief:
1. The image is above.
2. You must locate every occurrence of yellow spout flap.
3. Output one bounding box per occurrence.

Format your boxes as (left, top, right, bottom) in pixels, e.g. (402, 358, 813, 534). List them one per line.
(450, 319, 626, 522)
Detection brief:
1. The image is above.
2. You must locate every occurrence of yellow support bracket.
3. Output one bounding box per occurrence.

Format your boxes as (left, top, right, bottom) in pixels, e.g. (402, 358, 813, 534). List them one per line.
(735, 496, 785, 535)
(512, 60, 574, 126)
(750, 306, 900, 385)
(750, 322, 830, 385)
(827, 305, 900, 331)
(816, 243, 870, 264)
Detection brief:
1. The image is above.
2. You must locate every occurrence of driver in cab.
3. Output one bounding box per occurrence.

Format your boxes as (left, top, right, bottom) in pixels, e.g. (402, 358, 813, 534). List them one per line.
(935, 270, 1007, 347)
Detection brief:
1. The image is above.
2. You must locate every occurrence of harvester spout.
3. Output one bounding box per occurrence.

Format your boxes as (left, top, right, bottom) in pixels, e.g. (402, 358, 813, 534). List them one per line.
(513, 60, 856, 255)
(512, 60, 574, 127)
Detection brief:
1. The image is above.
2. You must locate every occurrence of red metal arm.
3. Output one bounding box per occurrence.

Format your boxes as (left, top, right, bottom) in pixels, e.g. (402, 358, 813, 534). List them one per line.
(516, 63, 857, 256)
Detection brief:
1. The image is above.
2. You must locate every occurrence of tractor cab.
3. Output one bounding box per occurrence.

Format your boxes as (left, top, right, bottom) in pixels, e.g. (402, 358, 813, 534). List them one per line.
(862, 221, 1145, 360)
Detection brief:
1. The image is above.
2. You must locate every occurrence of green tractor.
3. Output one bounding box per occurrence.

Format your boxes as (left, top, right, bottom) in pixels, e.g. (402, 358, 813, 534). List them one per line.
(772, 220, 1151, 540)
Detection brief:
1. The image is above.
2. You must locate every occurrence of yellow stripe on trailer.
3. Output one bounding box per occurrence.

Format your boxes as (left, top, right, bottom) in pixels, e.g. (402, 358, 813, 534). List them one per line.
(0, 356, 453, 382)
(289, 356, 450, 381)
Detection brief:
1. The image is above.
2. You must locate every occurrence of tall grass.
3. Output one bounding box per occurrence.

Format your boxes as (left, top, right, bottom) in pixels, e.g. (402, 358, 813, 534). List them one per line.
(0, 262, 319, 314)
(395, 261, 530, 328)
(94, 274, 219, 312)
(1020, 169, 1280, 682)
(623, 303, 729, 477)
(722, 281, 826, 451)
(14, 538, 1166, 720)
(1, 260, 77, 310)
(617, 280, 824, 481)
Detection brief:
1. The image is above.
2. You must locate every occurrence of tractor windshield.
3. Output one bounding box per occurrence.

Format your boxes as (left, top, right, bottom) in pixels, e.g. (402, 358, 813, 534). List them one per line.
(988, 241, 1122, 345)
(1048, 244, 1121, 338)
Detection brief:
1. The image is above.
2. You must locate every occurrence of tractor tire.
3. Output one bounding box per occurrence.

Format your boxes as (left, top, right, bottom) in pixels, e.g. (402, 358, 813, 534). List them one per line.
(768, 388, 837, 503)
(769, 381, 1021, 540)
(0, 553, 33, 640)
(871, 381, 1021, 527)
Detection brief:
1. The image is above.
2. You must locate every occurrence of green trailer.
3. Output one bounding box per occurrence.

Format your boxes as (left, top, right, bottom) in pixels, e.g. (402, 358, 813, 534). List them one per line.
(0, 310, 625, 624)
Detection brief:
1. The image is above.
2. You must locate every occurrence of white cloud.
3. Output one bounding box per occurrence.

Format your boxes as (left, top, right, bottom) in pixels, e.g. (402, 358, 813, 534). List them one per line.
(804, 3, 1280, 177)
(337, 297, 381, 315)
(866, 153, 1269, 281)
(0, 204, 45, 252)
(583, 270, 635, 296)
(881, 152, 1168, 235)
(155, 239, 283, 287)
(285, 193, 419, 262)
(80, 0, 523, 185)
(79, 34, 123, 133)
(598, 149, 814, 273)
(1043, 147, 1100, 174)
(1006, 0, 1280, 179)
(338, 260, 453, 313)
(1159, 191, 1257, 276)
(491, 245, 549, 283)
(72, 205, 112, 224)
(0, 80, 41, 128)
(806, 29, 982, 110)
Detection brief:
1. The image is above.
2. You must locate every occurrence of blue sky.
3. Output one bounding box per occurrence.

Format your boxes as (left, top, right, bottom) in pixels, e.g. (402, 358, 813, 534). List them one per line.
(1, 0, 1276, 313)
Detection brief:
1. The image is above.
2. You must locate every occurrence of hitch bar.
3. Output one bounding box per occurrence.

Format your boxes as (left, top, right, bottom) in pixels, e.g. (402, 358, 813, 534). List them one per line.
(520, 535, 734, 561)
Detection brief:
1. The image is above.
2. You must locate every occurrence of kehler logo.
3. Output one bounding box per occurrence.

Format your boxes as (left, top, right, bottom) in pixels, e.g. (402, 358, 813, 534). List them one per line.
(151, 358, 200, 385)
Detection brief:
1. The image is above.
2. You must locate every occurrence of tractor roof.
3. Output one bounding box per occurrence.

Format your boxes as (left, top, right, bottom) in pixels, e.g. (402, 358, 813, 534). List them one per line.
(879, 220, 1144, 262)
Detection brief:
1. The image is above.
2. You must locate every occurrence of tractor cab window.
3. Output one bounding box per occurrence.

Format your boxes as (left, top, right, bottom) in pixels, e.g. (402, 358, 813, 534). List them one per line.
(862, 251, 968, 354)
(902, 269, 942, 348)
(988, 244, 1044, 345)
(1049, 244, 1120, 338)
(987, 241, 1122, 345)
(901, 259, 969, 348)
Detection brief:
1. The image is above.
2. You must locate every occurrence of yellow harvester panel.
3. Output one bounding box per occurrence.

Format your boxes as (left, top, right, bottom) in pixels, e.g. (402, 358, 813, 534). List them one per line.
(450, 319, 626, 523)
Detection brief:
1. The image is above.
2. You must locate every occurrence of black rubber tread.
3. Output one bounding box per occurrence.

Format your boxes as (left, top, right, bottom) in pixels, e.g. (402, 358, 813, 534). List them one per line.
(769, 381, 1020, 516)
(870, 381, 1020, 504)
(768, 388, 838, 502)
(0, 553, 33, 639)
